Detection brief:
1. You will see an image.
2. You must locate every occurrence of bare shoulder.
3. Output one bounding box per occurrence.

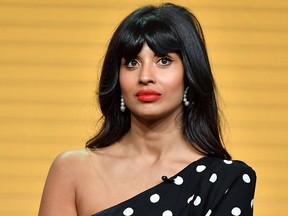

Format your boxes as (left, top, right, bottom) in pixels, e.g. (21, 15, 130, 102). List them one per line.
(49, 147, 115, 185)
(49, 148, 90, 175)
(38, 148, 93, 216)
(54, 148, 91, 161)
(45, 148, 91, 188)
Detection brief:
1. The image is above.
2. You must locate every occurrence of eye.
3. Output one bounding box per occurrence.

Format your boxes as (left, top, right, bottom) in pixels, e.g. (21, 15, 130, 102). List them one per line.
(125, 59, 139, 69)
(157, 57, 173, 66)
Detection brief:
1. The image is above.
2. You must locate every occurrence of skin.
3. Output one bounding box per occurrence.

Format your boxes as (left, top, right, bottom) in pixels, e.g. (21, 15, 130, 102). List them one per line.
(120, 43, 184, 121)
(38, 43, 204, 216)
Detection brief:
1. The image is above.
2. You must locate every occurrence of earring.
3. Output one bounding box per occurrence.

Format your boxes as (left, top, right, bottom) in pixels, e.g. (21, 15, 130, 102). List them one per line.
(183, 87, 190, 106)
(120, 95, 126, 112)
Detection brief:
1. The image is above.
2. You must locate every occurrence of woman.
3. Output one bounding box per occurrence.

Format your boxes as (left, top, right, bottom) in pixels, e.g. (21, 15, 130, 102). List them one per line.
(39, 3, 256, 216)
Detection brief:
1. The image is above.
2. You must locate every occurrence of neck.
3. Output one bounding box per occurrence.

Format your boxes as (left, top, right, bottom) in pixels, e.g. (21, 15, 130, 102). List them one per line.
(121, 112, 192, 160)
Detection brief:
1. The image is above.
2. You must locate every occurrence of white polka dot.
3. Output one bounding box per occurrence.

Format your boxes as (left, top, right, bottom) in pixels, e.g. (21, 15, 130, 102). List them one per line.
(223, 159, 233, 164)
(193, 196, 201, 206)
(196, 165, 206, 172)
(205, 209, 212, 216)
(209, 173, 217, 183)
(162, 210, 173, 216)
(187, 195, 194, 204)
(150, 193, 160, 203)
(225, 188, 229, 194)
(251, 199, 254, 208)
(231, 207, 241, 216)
(243, 174, 251, 183)
(123, 207, 134, 216)
(174, 176, 184, 185)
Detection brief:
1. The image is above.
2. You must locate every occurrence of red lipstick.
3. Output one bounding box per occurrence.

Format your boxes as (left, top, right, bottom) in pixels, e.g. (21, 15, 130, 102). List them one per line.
(136, 89, 161, 102)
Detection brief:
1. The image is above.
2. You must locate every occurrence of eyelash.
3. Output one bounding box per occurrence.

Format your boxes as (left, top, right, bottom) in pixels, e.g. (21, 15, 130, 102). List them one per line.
(124, 56, 173, 69)
(157, 57, 173, 66)
(125, 59, 139, 68)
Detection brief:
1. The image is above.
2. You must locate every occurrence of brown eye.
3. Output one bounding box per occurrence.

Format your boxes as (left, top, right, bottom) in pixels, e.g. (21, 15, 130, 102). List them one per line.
(125, 59, 139, 68)
(157, 57, 173, 66)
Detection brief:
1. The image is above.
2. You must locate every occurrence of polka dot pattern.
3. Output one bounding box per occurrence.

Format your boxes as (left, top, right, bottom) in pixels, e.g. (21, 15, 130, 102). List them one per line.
(196, 165, 206, 172)
(231, 207, 241, 216)
(187, 195, 194, 204)
(242, 174, 251, 183)
(92, 157, 256, 216)
(174, 176, 184, 185)
(224, 159, 233, 164)
(193, 196, 201, 206)
(205, 209, 212, 216)
(162, 210, 173, 216)
(150, 194, 160, 203)
(123, 207, 134, 216)
(209, 173, 217, 183)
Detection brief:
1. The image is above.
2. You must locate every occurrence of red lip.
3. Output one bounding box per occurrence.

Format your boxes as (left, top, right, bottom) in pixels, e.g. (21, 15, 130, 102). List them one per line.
(136, 89, 161, 102)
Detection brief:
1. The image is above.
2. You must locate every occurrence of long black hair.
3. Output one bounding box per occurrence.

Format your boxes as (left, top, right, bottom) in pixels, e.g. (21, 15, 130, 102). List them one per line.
(86, 3, 231, 159)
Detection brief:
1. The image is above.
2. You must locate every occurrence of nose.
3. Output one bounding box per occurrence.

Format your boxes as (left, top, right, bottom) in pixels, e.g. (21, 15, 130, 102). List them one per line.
(138, 63, 155, 85)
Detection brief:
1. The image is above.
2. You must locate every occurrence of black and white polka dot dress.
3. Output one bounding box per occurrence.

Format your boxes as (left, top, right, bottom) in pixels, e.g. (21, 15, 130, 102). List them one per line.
(92, 156, 256, 216)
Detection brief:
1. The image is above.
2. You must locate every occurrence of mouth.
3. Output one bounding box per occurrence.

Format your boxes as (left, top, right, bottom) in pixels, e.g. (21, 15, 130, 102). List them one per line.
(136, 90, 161, 102)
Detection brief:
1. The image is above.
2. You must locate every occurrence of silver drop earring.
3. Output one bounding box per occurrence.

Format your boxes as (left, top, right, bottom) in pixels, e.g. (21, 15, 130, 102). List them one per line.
(183, 87, 190, 106)
(120, 95, 126, 112)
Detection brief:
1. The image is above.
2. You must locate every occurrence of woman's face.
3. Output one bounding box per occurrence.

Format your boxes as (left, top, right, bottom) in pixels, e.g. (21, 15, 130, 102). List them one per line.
(119, 43, 185, 120)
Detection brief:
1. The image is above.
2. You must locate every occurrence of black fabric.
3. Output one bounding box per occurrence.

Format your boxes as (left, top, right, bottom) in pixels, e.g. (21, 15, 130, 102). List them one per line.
(92, 156, 256, 216)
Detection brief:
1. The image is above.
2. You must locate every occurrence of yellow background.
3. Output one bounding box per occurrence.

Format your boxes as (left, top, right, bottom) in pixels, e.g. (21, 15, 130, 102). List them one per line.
(0, 0, 287, 215)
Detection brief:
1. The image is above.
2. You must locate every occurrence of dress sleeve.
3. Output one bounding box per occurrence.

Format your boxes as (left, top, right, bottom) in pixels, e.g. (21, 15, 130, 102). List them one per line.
(207, 161, 257, 216)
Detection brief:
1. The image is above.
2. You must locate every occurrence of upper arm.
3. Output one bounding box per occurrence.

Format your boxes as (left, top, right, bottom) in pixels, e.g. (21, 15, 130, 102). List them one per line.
(210, 164, 257, 216)
(38, 151, 78, 216)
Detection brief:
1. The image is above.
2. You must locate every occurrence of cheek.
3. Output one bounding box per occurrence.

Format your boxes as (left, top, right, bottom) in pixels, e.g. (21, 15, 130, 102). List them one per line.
(160, 73, 185, 103)
(119, 72, 134, 93)
(159, 71, 185, 92)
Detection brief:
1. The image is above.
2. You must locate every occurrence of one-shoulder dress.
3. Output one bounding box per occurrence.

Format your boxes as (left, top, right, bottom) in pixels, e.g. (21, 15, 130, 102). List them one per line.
(92, 156, 256, 216)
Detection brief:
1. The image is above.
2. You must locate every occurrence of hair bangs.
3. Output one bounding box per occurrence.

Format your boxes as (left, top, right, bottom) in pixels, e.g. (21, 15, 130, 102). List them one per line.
(118, 13, 181, 60)
(144, 19, 181, 56)
(118, 25, 145, 60)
